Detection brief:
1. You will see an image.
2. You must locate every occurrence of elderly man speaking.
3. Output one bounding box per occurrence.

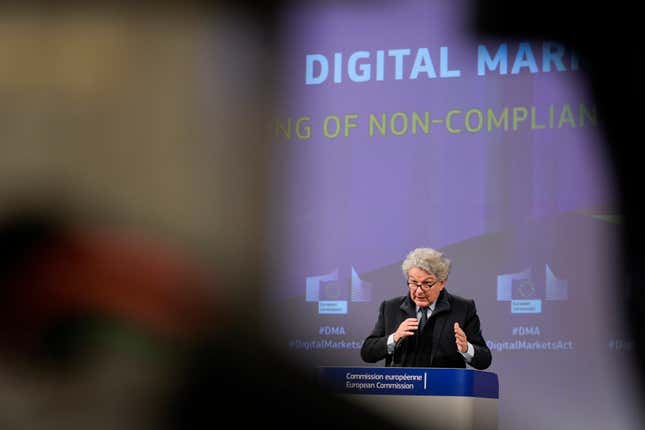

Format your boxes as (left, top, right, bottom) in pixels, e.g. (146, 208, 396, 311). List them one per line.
(361, 248, 492, 369)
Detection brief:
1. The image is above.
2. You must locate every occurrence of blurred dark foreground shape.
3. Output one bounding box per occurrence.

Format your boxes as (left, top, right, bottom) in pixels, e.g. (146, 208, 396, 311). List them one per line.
(0, 1, 407, 429)
(0, 209, 404, 429)
(472, 0, 645, 412)
(0, 208, 217, 428)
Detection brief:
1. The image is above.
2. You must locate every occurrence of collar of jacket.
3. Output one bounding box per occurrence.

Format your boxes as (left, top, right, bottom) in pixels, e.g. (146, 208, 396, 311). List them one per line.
(399, 289, 451, 318)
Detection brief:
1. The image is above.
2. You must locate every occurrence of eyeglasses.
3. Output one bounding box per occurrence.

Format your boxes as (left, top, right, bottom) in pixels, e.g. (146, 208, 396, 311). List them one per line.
(407, 279, 439, 291)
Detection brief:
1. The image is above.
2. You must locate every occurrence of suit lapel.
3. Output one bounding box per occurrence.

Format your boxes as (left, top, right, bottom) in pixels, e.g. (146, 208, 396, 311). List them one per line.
(393, 296, 417, 365)
(399, 295, 417, 318)
(430, 290, 451, 365)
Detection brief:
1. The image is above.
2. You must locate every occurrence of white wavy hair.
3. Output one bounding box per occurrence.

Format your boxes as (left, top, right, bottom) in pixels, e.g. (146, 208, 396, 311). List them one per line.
(401, 247, 452, 281)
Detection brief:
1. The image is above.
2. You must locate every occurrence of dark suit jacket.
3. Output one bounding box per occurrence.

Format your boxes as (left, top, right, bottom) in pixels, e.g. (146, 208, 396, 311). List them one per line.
(361, 289, 492, 370)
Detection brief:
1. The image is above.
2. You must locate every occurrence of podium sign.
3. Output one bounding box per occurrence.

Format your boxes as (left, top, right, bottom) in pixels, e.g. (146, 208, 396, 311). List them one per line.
(318, 367, 499, 430)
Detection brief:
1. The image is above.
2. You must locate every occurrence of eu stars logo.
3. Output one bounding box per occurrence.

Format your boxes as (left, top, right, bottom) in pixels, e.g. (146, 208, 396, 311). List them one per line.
(305, 266, 372, 314)
(497, 264, 568, 314)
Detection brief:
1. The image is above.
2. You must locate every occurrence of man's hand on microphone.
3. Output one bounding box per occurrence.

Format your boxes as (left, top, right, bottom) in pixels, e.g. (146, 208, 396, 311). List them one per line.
(393, 318, 419, 342)
(454, 322, 468, 353)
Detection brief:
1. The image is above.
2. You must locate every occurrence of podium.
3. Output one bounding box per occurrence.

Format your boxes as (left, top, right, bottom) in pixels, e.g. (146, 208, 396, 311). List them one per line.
(318, 367, 499, 430)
